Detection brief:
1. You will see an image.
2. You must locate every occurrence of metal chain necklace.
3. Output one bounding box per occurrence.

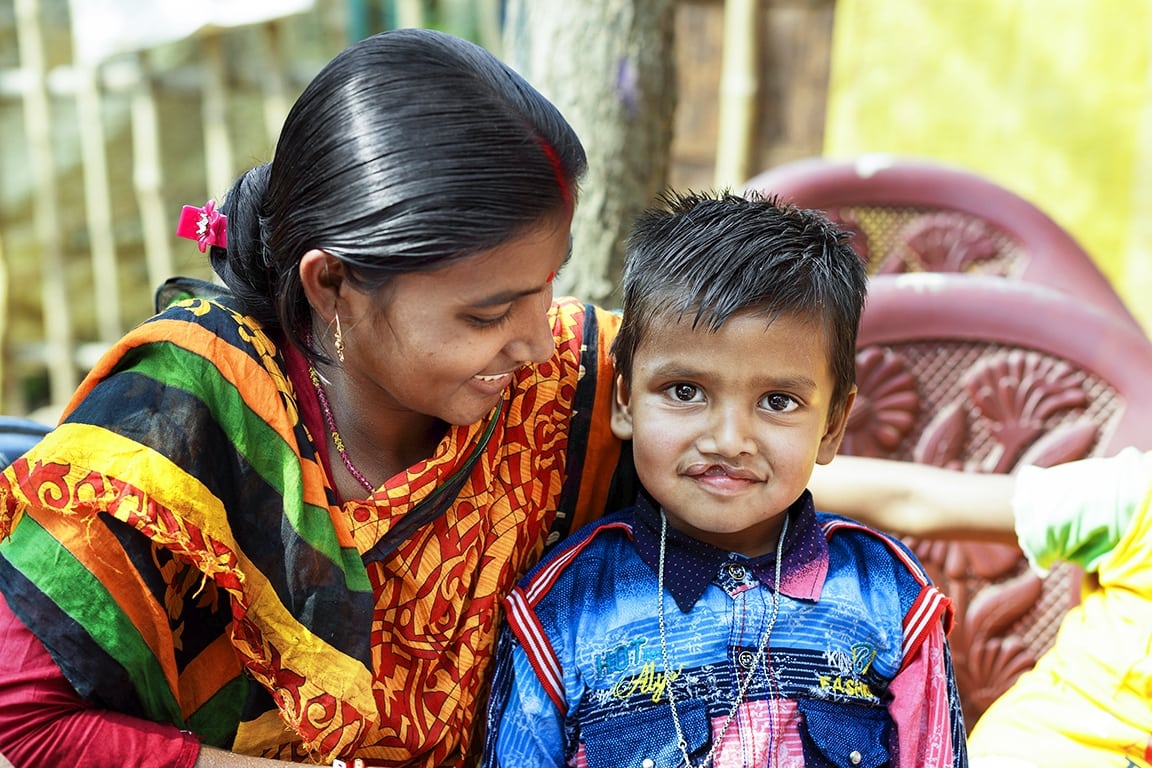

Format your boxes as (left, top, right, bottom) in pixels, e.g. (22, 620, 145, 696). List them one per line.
(657, 510, 789, 768)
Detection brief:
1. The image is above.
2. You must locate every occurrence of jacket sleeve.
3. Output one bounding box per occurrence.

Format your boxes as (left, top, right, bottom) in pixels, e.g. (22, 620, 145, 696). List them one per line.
(0, 591, 200, 768)
(887, 622, 968, 768)
(482, 623, 568, 768)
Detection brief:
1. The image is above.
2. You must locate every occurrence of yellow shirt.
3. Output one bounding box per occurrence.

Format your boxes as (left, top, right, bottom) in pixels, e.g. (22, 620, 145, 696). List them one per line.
(968, 448, 1152, 767)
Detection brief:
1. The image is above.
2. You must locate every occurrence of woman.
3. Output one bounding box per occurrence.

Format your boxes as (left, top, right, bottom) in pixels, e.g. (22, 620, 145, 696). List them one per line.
(0, 28, 624, 767)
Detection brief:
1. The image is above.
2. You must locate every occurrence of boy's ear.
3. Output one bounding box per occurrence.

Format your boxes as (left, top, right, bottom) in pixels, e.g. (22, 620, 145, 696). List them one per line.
(816, 387, 856, 465)
(299, 249, 346, 323)
(610, 373, 635, 441)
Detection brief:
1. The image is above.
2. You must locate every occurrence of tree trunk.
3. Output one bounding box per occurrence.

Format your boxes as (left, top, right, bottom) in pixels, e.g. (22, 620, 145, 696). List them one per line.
(504, 0, 678, 308)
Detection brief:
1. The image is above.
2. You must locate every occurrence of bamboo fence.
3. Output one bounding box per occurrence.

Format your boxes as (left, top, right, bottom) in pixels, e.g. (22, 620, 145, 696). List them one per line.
(0, 1, 348, 416)
(0, 0, 833, 418)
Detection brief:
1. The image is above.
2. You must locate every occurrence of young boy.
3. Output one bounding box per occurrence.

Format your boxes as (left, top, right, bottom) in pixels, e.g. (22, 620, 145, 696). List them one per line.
(483, 191, 968, 767)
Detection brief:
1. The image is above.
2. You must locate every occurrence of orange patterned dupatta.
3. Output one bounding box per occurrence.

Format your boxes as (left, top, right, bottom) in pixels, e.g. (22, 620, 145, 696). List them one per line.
(0, 294, 621, 766)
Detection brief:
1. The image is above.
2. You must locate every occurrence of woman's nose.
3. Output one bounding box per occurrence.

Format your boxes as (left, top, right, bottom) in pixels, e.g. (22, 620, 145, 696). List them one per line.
(506, 294, 556, 365)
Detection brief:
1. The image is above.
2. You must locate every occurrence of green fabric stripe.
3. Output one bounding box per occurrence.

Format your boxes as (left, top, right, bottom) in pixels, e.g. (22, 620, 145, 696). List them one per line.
(129, 341, 368, 592)
(185, 674, 248, 747)
(1, 515, 183, 724)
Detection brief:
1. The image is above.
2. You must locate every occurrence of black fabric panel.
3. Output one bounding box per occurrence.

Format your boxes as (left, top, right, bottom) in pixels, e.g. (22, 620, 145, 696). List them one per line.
(0, 554, 149, 718)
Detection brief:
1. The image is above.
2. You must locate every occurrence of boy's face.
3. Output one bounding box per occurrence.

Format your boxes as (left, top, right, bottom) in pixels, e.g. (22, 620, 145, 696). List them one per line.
(611, 310, 853, 557)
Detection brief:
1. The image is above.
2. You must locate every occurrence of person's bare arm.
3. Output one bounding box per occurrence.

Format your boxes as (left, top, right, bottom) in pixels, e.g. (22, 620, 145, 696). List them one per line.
(809, 455, 1018, 544)
(194, 746, 291, 767)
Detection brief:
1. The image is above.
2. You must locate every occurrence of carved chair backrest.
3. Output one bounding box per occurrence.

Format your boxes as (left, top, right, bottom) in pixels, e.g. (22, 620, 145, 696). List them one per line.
(844, 273, 1152, 728)
(743, 154, 1143, 331)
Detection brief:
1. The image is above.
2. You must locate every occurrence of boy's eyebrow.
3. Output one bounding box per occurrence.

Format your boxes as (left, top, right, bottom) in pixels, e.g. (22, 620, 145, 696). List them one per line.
(761, 374, 819, 392)
(647, 361, 819, 391)
(647, 361, 706, 378)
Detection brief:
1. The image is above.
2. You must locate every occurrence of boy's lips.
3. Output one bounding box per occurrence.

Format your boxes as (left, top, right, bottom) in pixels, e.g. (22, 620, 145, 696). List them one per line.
(682, 463, 764, 494)
(686, 463, 762, 481)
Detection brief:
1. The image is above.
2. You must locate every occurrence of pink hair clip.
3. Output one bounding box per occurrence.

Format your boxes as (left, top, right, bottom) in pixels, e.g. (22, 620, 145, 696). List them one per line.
(176, 199, 228, 253)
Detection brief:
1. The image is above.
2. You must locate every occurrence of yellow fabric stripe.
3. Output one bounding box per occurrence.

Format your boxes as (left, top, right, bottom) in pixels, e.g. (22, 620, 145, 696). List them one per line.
(12, 422, 377, 715)
(1100, 481, 1152, 592)
(61, 313, 335, 518)
(233, 709, 299, 754)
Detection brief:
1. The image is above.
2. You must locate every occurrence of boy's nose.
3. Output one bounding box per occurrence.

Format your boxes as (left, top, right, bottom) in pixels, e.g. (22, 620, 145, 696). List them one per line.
(700, 406, 755, 456)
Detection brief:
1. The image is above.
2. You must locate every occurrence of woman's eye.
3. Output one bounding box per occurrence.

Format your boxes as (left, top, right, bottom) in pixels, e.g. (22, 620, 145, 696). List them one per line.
(669, 383, 701, 402)
(467, 311, 512, 328)
(762, 393, 798, 412)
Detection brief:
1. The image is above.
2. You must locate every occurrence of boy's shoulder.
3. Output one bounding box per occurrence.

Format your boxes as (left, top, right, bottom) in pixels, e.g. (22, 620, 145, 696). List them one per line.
(816, 510, 913, 547)
(815, 511, 935, 586)
(515, 508, 637, 598)
(815, 511, 952, 642)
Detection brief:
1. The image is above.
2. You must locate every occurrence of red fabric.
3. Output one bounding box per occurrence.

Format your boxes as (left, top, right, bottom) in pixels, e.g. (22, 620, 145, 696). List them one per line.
(0, 591, 200, 768)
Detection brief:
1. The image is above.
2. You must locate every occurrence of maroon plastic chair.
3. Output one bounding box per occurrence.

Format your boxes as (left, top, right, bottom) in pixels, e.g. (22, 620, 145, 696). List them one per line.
(843, 272, 1152, 729)
(744, 154, 1143, 331)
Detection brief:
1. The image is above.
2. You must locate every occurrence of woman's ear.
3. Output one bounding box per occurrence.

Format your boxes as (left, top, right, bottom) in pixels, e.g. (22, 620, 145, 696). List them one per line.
(299, 249, 345, 324)
(610, 373, 635, 440)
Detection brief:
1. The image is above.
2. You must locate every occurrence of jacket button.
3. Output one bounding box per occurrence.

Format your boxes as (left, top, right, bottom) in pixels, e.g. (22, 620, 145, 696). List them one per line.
(849, 750, 863, 764)
(641, 760, 655, 768)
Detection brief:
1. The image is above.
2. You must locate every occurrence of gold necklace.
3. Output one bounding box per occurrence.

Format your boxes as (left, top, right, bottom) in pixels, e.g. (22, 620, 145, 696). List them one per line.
(656, 510, 788, 768)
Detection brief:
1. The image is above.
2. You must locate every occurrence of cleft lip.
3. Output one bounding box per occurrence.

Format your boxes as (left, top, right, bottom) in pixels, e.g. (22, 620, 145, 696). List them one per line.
(685, 462, 762, 482)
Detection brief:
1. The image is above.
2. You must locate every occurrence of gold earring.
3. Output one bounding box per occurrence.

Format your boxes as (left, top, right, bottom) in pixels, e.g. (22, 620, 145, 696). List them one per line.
(333, 312, 345, 363)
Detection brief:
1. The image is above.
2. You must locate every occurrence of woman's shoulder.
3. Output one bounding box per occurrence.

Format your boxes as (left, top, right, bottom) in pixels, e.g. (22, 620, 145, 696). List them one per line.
(78, 296, 290, 410)
(151, 293, 260, 330)
(142, 296, 282, 360)
(549, 297, 620, 347)
(511, 298, 617, 393)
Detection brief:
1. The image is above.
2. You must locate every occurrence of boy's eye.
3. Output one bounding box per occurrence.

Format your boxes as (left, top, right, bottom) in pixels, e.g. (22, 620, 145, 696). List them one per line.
(670, 383, 701, 402)
(762, 393, 798, 412)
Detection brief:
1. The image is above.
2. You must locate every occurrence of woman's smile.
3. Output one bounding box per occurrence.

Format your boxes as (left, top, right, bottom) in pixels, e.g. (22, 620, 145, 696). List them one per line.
(471, 369, 518, 395)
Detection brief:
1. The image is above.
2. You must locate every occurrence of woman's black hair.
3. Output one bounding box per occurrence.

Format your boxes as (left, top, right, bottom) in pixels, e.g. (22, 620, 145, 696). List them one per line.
(210, 28, 587, 358)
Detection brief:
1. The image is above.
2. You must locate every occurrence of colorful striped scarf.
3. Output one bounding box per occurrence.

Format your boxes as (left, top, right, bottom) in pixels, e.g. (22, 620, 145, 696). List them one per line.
(0, 294, 622, 765)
